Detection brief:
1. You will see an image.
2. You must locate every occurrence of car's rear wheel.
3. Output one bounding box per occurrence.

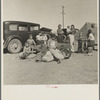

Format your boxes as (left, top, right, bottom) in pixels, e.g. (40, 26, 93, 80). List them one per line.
(62, 48, 71, 59)
(7, 39, 22, 54)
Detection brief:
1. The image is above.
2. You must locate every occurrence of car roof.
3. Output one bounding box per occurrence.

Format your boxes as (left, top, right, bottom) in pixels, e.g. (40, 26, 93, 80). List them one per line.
(3, 21, 40, 26)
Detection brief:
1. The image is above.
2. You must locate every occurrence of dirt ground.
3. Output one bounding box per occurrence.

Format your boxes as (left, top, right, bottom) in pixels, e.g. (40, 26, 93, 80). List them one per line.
(3, 48, 98, 85)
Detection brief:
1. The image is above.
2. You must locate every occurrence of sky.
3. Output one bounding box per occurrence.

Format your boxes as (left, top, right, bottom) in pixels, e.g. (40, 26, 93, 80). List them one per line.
(3, 0, 97, 32)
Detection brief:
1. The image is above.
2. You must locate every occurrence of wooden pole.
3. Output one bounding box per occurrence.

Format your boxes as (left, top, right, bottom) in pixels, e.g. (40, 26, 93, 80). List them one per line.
(62, 5, 65, 28)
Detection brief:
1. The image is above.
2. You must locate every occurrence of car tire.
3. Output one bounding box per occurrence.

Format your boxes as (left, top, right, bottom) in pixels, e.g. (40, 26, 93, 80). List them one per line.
(7, 39, 22, 54)
(62, 48, 71, 59)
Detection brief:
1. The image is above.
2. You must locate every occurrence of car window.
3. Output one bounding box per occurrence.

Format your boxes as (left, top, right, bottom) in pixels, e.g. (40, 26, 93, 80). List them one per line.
(19, 25, 28, 31)
(9, 24, 17, 31)
(30, 26, 39, 31)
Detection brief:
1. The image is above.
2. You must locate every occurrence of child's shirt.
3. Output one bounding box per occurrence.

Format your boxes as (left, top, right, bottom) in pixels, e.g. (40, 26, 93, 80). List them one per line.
(41, 35, 47, 41)
(88, 33, 95, 41)
(36, 34, 47, 44)
(27, 39, 36, 46)
(36, 35, 42, 41)
(41, 35, 47, 44)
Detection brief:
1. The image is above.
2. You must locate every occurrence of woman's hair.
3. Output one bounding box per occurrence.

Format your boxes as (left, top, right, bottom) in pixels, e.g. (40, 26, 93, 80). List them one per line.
(71, 24, 75, 28)
(50, 34, 57, 40)
(88, 29, 92, 33)
(87, 29, 92, 38)
(71, 25, 75, 31)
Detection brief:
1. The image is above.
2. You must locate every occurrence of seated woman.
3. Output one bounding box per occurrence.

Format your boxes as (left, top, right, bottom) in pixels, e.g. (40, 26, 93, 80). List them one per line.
(43, 34, 64, 64)
(87, 29, 95, 56)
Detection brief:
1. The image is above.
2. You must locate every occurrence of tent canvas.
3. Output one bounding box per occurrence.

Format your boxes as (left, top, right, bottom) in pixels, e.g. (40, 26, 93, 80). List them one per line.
(79, 22, 97, 44)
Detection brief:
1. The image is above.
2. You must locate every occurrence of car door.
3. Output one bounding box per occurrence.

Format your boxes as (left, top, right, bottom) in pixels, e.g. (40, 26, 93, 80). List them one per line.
(18, 24, 29, 45)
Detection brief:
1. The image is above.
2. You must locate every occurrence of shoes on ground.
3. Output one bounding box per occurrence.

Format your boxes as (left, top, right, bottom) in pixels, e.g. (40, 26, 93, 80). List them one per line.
(57, 60, 61, 64)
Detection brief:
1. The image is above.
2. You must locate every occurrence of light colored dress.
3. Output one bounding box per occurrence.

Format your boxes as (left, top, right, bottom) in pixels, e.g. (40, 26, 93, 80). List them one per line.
(42, 51, 54, 62)
(48, 39, 64, 60)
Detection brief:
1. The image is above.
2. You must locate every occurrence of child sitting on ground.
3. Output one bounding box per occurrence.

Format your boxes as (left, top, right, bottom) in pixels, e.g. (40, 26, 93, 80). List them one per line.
(19, 42, 32, 59)
(27, 34, 36, 53)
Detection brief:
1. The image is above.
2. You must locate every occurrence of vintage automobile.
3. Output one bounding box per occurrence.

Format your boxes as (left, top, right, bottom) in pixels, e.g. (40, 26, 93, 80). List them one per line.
(3, 21, 71, 59)
(3, 21, 52, 53)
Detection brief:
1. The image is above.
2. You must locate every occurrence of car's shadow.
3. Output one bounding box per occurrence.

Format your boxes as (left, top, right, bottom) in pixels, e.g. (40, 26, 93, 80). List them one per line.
(3, 49, 24, 54)
(3, 49, 9, 54)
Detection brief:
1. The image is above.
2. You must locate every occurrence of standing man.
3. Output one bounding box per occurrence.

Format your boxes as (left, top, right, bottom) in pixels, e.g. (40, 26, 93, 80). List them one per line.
(57, 24, 64, 43)
(67, 25, 76, 52)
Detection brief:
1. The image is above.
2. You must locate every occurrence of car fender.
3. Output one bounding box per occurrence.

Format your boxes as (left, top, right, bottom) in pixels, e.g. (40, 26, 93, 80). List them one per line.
(57, 43, 71, 50)
(3, 35, 22, 49)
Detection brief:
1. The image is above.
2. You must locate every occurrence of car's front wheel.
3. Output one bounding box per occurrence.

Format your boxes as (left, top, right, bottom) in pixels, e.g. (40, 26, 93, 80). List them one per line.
(7, 39, 22, 54)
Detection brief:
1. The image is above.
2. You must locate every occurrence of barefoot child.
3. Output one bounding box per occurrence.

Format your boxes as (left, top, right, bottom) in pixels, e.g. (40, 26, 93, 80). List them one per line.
(19, 42, 31, 59)
(27, 34, 36, 53)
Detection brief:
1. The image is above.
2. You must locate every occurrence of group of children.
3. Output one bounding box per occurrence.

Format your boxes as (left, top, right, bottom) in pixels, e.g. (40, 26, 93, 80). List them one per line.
(19, 33, 65, 64)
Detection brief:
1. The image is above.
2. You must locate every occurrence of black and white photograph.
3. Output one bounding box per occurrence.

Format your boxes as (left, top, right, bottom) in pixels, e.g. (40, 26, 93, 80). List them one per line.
(2, 0, 99, 100)
(3, 0, 98, 85)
